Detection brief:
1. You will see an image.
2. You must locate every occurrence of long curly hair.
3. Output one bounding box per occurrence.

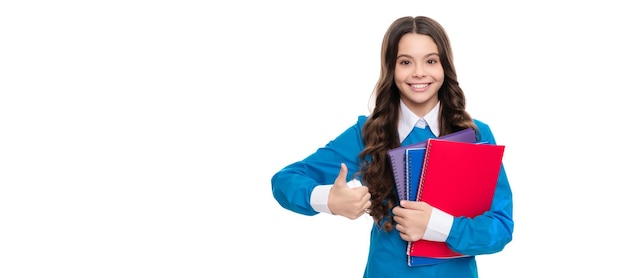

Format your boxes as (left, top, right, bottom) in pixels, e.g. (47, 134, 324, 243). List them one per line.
(359, 16, 477, 232)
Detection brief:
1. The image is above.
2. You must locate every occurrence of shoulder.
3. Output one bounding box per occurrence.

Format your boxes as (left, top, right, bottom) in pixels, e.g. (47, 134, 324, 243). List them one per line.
(472, 118, 497, 144)
(357, 115, 369, 126)
(348, 115, 369, 132)
(472, 118, 490, 132)
(335, 115, 369, 139)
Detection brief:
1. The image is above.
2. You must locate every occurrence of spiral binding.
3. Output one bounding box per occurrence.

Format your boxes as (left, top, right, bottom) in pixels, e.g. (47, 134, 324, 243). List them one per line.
(405, 148, 411, 201)
(390, 155, 402, 188)
(416, 139, 433, 201)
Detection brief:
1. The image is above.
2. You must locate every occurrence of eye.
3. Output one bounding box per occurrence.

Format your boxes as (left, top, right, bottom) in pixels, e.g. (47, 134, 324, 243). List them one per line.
(427, 59, 438, 64)
(398, 60, 410, 65)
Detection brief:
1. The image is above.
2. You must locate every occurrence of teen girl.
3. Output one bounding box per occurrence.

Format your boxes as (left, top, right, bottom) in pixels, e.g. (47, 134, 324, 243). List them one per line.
(271, 16, 514, 277)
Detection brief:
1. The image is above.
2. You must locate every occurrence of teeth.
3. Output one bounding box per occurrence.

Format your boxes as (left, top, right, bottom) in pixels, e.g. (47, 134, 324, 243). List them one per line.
(411, 84, 428, 89)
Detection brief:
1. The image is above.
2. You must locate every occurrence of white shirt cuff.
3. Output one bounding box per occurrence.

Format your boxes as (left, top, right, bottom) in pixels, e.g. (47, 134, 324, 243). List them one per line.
(310, 184, 333, 214)
(422, 207, 453, 242)
(310, 179, 363, 214)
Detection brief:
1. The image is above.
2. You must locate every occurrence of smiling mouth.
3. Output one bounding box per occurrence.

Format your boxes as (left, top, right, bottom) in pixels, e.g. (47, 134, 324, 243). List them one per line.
(410, 83, 429, 89)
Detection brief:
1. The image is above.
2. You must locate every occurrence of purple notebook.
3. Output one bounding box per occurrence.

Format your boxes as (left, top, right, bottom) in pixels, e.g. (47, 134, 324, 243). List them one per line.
(387, 128, 476, 201)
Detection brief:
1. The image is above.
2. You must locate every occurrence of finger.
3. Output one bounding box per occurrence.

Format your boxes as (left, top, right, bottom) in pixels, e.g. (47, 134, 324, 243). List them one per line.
(392, 205, 406, 215)
(399, 200, 420, 210)
(396, 223, 406, 234)
(334, 163, 348, 185)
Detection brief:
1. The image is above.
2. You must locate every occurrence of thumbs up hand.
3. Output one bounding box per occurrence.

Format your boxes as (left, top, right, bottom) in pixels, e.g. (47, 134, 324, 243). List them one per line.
(328, 163, 372, 220)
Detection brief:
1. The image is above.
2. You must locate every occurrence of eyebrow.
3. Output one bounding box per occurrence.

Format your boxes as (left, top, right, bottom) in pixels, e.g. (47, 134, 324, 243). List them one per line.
(396, 52, 440, 59)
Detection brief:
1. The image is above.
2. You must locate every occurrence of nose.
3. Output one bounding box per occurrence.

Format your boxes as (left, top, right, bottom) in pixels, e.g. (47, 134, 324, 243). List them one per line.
(412, 65, 426, 78)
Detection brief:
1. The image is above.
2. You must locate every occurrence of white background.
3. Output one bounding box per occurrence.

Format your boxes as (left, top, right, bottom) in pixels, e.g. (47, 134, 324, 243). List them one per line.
(1, 1, 625, 277)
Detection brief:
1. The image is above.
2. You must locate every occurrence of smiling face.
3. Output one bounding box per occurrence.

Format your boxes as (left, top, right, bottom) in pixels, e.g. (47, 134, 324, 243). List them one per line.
(394, 33, 444, 117)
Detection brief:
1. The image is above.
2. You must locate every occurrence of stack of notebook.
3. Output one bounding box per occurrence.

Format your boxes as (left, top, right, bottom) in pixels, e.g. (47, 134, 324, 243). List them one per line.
(387, 128, 505, 266)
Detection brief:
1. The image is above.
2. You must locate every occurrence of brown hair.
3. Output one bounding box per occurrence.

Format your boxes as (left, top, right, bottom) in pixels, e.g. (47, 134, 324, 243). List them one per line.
(359, 16, 477, 232)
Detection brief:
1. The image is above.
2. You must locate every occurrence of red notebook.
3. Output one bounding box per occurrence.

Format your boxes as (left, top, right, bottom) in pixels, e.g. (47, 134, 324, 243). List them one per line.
(408, 139, 505, 258)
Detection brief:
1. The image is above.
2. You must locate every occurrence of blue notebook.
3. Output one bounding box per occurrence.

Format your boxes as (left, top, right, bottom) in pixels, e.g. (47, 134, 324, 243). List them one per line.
(409, 256, 448, 266)
(405, 147, 447, 266)
(404, 147, 440, 266)
(405, 147, 426, 202)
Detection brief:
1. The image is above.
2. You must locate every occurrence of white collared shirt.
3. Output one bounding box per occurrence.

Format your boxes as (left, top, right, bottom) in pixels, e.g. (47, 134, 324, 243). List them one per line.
(398, 100, 440, 142)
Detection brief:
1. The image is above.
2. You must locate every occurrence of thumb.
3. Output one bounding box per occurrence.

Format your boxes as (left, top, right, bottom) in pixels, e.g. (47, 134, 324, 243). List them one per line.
(334, 163, 349, 187)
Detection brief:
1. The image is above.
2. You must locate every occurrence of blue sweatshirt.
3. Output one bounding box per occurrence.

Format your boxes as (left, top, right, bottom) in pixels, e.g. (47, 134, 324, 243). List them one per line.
(271, 115, 514, 278)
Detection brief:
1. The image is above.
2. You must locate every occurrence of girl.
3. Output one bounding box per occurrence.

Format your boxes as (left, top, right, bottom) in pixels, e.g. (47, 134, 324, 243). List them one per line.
(271, 16, 513, 277)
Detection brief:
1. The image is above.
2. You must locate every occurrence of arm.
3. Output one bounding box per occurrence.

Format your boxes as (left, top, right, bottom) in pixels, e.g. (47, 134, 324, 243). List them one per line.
(271, 116, 369, 217)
